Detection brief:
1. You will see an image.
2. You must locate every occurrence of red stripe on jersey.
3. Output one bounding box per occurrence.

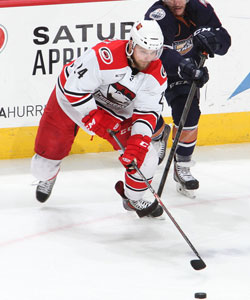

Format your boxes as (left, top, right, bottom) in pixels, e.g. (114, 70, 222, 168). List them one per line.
(92, 40, 128, 70)
(125, 173, 152, 191)
(132, 112, 158, 131)
(66, 93, 92, 104)
(58, 60, 92, 104)
(142, 59, 167, 86)
(59, 60, 74, 89)
(59, 68, 67, 89)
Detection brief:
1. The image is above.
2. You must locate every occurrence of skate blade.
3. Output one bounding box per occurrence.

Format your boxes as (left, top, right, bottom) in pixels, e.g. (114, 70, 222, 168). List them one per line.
(176, 183, 196, 199)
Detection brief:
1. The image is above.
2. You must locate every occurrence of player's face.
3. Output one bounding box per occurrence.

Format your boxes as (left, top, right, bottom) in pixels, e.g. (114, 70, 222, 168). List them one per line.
(132, 45, 158, 70)
(163, 0, 187, 16)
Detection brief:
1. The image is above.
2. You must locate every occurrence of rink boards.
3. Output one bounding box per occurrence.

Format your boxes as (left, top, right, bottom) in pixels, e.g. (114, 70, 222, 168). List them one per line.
(0, 0, 250, 159)
(1, 112, 249, 159)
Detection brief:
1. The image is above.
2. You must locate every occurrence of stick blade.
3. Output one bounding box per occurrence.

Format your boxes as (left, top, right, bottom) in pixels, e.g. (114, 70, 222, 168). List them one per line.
(190, 259, 206, 271)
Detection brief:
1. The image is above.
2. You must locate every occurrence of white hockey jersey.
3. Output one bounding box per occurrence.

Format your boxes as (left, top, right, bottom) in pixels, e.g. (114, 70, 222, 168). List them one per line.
(56, 39, 168, 137)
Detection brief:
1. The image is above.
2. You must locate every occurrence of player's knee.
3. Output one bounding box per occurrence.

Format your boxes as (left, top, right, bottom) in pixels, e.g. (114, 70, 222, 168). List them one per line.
(31, 154, 61, 181)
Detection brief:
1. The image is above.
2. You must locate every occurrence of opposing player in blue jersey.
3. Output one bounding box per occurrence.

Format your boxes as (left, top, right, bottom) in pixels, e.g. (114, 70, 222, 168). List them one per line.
(145, 0, 231, 197)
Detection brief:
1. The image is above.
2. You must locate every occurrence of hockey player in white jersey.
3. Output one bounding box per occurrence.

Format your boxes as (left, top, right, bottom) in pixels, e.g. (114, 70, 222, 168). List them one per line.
(31, 20, 168, 218)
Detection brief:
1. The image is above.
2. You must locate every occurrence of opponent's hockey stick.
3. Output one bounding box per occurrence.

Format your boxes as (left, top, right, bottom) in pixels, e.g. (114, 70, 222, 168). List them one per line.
(157, 53, 207, 198)
(108, 129, 206, 271)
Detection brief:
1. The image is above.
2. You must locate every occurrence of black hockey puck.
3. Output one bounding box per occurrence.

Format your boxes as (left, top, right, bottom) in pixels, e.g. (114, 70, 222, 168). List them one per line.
(195, 292, 207, 299)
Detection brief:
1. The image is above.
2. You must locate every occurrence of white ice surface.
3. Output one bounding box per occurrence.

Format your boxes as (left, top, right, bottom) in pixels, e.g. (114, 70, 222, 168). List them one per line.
(0, 143, 250, 300)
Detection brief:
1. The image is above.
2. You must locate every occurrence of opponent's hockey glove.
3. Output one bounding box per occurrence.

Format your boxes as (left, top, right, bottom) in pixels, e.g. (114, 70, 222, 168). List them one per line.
(82, 109, 121, 140)
(178, 58, 209, 88)
(119, 134, 151, 174)
(193, 27, 220, 58)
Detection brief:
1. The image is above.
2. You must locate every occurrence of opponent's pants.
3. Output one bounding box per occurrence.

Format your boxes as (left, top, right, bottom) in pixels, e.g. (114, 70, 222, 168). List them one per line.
(170, 94, 201, 157)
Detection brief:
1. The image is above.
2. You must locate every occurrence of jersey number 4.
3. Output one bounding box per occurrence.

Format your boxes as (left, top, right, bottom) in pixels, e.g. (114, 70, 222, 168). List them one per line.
(78, 68, 87, 79)
(74, 63, 88, 79)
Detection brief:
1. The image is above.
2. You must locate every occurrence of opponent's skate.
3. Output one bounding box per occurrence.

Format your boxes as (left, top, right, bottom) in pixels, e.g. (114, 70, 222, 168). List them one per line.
(152, 124, 171, 165)
(174, 161, 199, 199)
(36, 176, 57, 203)
(115, 181, 163, 218)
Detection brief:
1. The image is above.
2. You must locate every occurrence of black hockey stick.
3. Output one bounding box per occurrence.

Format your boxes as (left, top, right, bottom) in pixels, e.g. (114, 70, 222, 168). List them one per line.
(157, 53, 207, 198)
(108, 129, 206, 271)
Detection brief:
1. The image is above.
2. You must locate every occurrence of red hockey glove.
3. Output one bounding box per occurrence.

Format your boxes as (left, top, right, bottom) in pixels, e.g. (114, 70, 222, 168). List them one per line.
(119, 134, 151, 174)
(82, 109, 121, 140)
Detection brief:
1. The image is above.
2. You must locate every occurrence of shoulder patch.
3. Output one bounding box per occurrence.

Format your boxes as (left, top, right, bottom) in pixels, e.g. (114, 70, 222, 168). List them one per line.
(98, 47, 113, 65)
(93, 40, 128, 70)
(149, 8, 166, 21)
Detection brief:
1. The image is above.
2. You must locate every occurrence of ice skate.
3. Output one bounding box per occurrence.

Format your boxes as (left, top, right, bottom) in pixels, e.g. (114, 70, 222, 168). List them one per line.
(174, 160, 199, 199)
(115, 181, 164, 218)
(152, 124, 171, 165)
(36, 176, 57, 203)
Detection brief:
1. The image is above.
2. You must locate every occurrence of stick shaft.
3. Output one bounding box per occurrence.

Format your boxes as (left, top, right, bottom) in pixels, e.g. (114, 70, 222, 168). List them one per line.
(157, 54, 207, 197)
(109, 129, 205, 263)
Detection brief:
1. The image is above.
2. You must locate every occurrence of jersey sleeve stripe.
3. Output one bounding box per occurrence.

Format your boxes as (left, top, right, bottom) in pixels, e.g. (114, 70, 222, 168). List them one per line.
(133, 109, 159, 119)
(71, 94, 93, 107)
(65, 65, 70, 78)
(132, 110, 159, 133)
(63, 88, 90, 98)
(132, 120, 154, 134)
(57, 77, 93, 106)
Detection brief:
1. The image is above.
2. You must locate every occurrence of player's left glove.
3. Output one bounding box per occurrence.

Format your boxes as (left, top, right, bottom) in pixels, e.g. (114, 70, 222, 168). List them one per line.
(82, 109, 121, 140)
(193, 27, 220, 58)
(178, 58, 209, 88)
(119, 134, 151, 174)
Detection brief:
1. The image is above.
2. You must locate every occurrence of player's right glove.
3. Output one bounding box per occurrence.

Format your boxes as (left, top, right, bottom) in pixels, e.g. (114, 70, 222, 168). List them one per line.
(119, 134, 151, 174)
(193, 27, 220, 58)
(82, 108, 121, 140)
(178, 58, 209, 88)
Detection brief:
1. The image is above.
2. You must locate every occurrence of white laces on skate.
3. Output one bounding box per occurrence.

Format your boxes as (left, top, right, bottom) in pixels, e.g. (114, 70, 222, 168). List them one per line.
(176, 166, 194, 181)
(174, 160, 199, 198)
(130, 199, 153, 210)
(176, 161, 196, 181)
(37, 178, 56, 195)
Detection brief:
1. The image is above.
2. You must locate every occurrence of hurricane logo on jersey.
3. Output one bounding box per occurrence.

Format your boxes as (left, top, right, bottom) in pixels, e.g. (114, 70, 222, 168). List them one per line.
(149, 8, 166, 21)
(107, 82, 136, 108)
(0, 25, 8, 53)
(99, 47, 113, 65)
